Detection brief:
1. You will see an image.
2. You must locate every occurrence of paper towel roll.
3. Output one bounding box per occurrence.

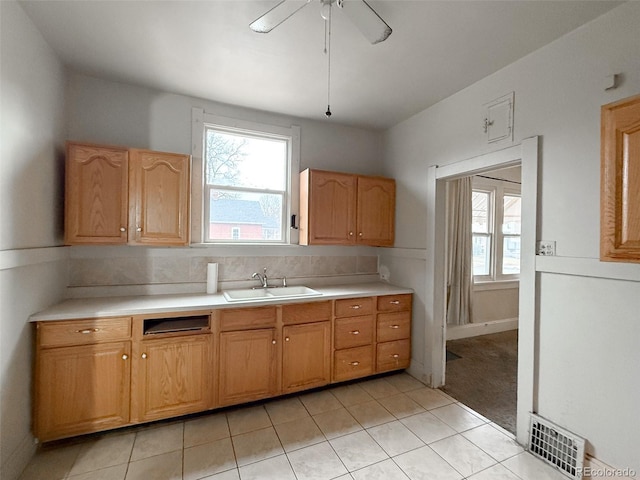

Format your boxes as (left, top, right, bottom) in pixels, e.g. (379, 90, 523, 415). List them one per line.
(206, 263, 218, 294)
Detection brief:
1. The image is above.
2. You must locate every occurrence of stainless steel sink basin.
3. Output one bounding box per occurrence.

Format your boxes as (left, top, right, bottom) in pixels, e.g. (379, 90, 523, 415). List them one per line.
(222, 286, 322, 302)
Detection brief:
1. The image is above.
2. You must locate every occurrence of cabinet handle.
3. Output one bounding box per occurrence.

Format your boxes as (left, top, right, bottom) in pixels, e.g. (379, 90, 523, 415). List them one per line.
(390, 325, 400, 329)
(141, 353, 147, 359)
(391, 354, 399, 358)
(350, 361, 360, 366)
(272, 340, 276, 345)
(389, 300, 401, 305)
(358, 232, 363, 237)
(122, 354, 128, 360)
(350, 330, 360, 335)
(349, 232, 354, 236)
(349, 305, 361, 310)
(285, 337, 290, 342)
(77, 328, 99, 334)
(136, 227, 142, 232)
(120, 227, 126, 232)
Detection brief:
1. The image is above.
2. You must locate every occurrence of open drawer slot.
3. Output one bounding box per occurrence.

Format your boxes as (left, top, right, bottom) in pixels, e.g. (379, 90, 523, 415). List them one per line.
(143, 315, 210, 335)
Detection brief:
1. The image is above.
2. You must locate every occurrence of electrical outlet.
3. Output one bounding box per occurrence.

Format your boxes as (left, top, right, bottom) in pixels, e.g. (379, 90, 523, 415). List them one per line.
(537, 240, 556, 256)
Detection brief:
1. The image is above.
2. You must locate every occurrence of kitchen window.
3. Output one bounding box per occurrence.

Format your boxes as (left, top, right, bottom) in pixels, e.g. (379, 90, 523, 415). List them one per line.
(472, 178, 521, 282)
(192, 109, 300, 244)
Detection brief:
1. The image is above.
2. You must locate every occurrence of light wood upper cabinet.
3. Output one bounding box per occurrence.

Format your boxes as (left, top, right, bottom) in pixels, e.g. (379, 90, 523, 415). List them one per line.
(300, 169, 395, 246)
(65, 143, 129, 244)
(601, 94, 640, 262)
(65, 142, 190, 246)
(356, 176, 395, 247)
(129, 149, 190, 246)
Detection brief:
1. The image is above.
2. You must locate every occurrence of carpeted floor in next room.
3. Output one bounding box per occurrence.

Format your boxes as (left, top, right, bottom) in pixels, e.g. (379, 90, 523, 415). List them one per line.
(440, 330, 518, 434)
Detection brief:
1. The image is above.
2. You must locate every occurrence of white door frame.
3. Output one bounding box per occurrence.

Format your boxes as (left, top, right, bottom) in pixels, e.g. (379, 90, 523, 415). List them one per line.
(424, 136, 538, 445)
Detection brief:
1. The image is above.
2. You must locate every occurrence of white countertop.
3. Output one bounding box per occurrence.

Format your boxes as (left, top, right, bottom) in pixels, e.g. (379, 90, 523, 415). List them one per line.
(30, 282, 413, 322)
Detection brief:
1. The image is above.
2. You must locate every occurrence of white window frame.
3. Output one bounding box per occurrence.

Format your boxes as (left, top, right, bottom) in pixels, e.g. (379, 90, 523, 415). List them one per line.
(191, 108, 300, 245)
(472, 177, 521, 284)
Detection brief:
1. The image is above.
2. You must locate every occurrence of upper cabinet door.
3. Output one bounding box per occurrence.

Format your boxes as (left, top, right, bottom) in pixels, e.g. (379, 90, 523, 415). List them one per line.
(65, 143, 129, 245)
(302, 169, 357, 245)
(356, 176, 395, 247)
(601, 94, 640, 262)
(129, 149, 191, 246)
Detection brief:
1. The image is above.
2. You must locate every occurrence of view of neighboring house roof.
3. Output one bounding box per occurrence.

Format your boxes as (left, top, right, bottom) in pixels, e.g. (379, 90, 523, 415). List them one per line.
(210, 198, 272, 225)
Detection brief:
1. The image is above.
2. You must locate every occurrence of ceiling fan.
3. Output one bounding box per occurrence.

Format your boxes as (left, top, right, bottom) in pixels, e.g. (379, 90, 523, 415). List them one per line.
(250, 0, 392, 45)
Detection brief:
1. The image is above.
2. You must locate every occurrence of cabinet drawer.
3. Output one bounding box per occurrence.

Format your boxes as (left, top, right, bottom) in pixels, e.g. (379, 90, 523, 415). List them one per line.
(376, 339, 411, 372)
(282, 301, 331, 325)
(377, 312, 411, 343)
(219, 307, 277, 331)
(333, 345, 373, 382)
(334, 316, 373, 350)
(335, 297, 374, 317)
(38, 317, 131, 347)
(377, 294, 412, 312)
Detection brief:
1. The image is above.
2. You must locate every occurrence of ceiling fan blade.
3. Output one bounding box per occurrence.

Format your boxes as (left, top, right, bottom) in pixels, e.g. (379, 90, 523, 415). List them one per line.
(339, 0, 392, 44)
(249, 0, 313, 33)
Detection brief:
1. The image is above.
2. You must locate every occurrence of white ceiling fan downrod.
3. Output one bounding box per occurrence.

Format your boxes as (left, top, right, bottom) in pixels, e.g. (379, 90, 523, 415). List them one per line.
(323, 0, 333, 118)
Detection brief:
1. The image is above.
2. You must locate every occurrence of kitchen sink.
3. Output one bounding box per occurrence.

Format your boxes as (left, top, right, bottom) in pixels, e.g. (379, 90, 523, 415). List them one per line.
(222, 286, 322, 302)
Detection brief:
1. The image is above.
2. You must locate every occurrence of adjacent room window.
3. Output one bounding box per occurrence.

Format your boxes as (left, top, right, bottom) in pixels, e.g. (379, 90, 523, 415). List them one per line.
(472, 179, 521, 281)
(195, 112, 299, 244)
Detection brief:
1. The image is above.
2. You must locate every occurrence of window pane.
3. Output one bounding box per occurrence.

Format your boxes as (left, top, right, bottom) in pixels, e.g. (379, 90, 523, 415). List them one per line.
(473, 235, 491, 276)
(502, 236, 521, 274)
(208, 190, 283, 242)
(205, 129, 286, 190)
(503, 195, 521, 234)
(472, 191, 490, 234)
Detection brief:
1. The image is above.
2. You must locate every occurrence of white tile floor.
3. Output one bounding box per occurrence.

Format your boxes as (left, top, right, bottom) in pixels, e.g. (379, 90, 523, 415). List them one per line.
(19, 373, 571, 480)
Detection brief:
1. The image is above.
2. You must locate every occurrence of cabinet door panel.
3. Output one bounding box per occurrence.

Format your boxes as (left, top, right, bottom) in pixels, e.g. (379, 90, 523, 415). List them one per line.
(334, 316, 374, 350)
(602, 94, 640, 261)
(356, 176, 395, 247)
(36, 342, 130, 441)
(333, 345, 373, 382)
(376, 339, 411, 373)
(135, 335, 211, 422)
(130, 149, 190, 246)
(218, 329, 277, 406)
(305, 170, 356, 244)
(65, 143, 129, 244)
(282, 322, 330, 394)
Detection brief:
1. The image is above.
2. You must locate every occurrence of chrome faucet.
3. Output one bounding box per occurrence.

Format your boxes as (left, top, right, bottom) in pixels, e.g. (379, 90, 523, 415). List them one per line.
(252, 267, 269, 288)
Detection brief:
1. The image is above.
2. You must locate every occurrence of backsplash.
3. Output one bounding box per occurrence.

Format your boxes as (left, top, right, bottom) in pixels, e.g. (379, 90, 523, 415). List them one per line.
(66, 246, 379, 297)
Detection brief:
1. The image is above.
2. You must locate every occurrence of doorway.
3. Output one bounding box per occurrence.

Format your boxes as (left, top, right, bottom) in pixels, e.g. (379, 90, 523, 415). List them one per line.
(442, 165, 521, 433)
(424, 137, 538, 446)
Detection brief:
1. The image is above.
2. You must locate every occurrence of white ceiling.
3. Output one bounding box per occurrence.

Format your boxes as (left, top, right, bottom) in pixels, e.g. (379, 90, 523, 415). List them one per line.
(19, 0, 620, 130)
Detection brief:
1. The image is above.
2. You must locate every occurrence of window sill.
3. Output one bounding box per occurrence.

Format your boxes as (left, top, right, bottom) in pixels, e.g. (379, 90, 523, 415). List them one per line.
(473, 280, 519, 291)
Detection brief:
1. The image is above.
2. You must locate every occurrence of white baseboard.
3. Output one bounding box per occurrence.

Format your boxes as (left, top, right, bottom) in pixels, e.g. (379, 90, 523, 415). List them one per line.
(446, 317, 518, 340)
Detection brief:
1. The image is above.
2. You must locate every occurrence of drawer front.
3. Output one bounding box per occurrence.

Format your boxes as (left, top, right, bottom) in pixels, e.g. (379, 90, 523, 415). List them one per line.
(376, 339, 411, 372)
(282, 301, 331, 325)
(38, 317, 131, 347)
(333, 345, 373, 382)
(377, 294, 412, 312)
(377, 312, 411, 343)
(334, 316, 374, 350)
(335, 297, 374, 318)
(219, 307, 277, 331)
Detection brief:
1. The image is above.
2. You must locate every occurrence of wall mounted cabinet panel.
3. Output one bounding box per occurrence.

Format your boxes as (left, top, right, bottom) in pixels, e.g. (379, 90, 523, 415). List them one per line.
(65, 142, 190, 246)
(601, 94, 640, 262)
(65, 143, 129, 244)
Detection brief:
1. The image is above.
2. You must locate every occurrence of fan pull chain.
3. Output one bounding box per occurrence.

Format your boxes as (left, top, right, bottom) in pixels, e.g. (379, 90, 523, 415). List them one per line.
(324, 1, 332, 118)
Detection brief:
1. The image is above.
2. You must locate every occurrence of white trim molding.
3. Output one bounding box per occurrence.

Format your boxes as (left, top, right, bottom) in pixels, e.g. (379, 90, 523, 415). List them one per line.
(0, 246, 68, 271)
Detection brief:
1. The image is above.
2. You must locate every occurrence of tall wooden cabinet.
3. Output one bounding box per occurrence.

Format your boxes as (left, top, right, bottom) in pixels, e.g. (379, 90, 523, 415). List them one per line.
(601, 94, 640, 262)
(65, 142, 190, 246)
(300, 169, 395, 246)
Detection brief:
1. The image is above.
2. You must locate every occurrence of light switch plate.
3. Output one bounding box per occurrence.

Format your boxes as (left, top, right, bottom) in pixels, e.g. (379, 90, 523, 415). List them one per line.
(537, 240, 556, 256)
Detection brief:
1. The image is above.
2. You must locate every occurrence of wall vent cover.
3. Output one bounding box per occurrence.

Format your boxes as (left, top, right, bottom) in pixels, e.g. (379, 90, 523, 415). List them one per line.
(528, 414, 585, 479)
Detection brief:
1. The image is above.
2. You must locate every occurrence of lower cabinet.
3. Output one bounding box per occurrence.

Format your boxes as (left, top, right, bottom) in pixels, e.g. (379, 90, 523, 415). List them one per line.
(35, 341, 131, 442)
(132, 334, 212, 422)
(218, 328, 278, 406)
(33, 293, 412, 442)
